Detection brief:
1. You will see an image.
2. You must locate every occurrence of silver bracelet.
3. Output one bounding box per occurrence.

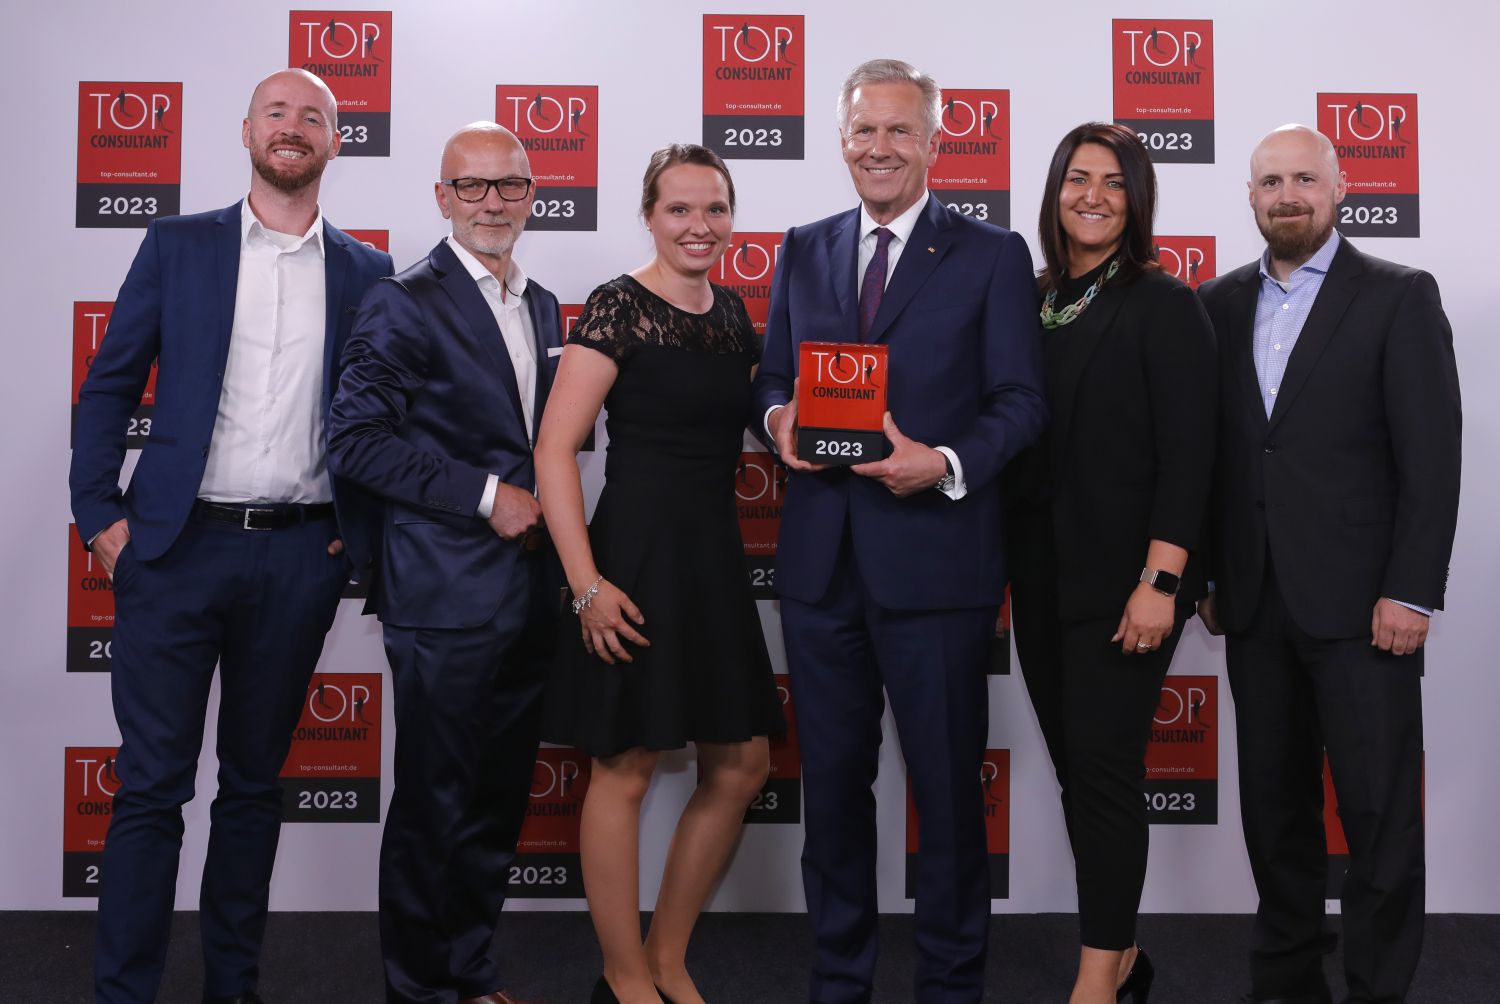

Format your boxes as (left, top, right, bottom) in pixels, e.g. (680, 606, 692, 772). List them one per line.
(571, 575, 603, 616)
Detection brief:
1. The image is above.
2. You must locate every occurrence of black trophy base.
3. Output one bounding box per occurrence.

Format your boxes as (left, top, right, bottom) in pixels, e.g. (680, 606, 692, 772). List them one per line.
(796, 426, 885, 466)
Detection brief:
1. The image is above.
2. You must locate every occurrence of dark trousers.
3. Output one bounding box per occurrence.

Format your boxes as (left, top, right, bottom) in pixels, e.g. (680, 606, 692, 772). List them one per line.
(780, 534, 994, 1004)
(1228, 563, 1425, 1004)
(378, 559, 552, 1004)
(1010, 543, 1181, 951)
(94, 512, 347, 1004)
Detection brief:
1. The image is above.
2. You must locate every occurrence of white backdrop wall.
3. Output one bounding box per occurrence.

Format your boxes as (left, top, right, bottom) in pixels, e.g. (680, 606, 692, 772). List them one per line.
(2, 0, 1496, 915)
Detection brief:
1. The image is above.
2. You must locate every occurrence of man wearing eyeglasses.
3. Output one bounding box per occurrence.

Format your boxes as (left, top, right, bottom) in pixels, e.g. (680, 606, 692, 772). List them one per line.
(329, 122, 561, 1004)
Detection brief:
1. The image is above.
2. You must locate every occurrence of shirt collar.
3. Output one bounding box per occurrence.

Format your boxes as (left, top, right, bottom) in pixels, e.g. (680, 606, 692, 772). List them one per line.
(240, 195, 325, 255)
(1258, 227, 1340, 286)
(445, 234, 529, 302)
(859, 191, 929, 247)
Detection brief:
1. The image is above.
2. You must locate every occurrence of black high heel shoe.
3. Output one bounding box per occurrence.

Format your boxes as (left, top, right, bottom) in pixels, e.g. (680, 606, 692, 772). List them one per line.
(591, 975, 620, 1004)
(1116, 947, 1155, 1003)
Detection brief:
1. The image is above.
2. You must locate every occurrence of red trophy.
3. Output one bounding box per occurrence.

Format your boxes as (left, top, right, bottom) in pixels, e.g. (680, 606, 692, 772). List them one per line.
(796, 341, 887, 465)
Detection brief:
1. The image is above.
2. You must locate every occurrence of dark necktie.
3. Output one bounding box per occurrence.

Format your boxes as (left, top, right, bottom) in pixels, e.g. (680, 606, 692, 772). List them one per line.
(858, 227, 894, 341)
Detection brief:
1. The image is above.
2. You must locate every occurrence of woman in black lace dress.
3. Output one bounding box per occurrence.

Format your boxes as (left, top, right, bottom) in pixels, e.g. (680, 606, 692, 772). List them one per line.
(534, 144, 783, 1004)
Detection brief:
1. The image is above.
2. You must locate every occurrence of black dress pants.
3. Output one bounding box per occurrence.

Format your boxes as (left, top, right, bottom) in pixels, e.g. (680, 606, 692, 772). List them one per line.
(1010, 514, 1181, 950)
(1227, 562, 1424, 1004)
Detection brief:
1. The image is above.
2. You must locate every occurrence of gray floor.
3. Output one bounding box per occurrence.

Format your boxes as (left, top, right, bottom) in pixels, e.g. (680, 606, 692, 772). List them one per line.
(4, 911, 1495, 1002)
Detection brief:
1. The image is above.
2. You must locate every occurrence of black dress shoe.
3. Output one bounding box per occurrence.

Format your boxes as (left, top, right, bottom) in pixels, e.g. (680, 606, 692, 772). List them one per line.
(1116, 947, 1154, 1003)
(591, 976, 619, 1004)
(203, 995, 265, 1004)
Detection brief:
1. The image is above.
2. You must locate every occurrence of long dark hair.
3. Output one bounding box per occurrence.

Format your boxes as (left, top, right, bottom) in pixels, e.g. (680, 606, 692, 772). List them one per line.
(1036, 122, 1159, 295)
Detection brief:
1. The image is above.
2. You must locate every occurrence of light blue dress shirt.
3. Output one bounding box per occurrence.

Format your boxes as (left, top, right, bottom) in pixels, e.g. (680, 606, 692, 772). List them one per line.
(1252, 228, 1339, 418)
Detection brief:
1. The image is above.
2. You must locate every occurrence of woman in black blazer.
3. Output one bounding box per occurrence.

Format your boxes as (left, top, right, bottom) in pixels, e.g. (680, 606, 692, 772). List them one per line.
(1005, 122, 1216, 1004)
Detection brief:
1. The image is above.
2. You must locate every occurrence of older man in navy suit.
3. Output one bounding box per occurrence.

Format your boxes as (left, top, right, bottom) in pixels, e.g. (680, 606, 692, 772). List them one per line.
(328, 122, 560, 1004)
(69, 69, 392, 1004)
(751, 59, 1047, 1004)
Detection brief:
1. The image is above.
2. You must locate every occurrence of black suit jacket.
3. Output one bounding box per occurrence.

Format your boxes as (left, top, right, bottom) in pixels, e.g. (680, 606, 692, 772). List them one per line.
(328, 240, 563, 629)
(1008, 269, 1217, 620)
(1198, 236, 1461, 638)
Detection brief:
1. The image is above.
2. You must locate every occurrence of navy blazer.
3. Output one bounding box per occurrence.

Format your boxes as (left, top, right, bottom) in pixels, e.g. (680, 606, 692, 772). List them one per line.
(69, 202, 394, 566)
(328, 239, 563, 630)
(750, 196, 1047, 609)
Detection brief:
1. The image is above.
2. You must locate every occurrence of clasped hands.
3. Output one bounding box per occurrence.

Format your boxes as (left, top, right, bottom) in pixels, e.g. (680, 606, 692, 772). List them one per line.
(770, 379, 947, 497)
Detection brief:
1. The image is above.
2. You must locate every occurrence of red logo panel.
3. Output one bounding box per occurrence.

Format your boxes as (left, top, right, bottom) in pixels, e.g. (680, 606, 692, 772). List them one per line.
(63, 746, 120, 896)
(702, 15, 805, 159)
(1112, 20, 1215, 163)
(931, 89, 1010, 227)
(1153, 236, 1216, 289)
(511, 747, 591, 897)
(280, 673, 382, 822)
(735, 451, 784, 599)
(1145, 675, 1217, 823)
(714, 232, 782, 334)
(343, 229, 389, 253)
(72, 302, 156, 451)
(66, 527, 115, 673)
(907, 749, 1009, 898)
(289, 11, 393, 156)
(76, 82, 183, 226)
(495, 85, 598, 231)
(1318, 93, 1419, 237)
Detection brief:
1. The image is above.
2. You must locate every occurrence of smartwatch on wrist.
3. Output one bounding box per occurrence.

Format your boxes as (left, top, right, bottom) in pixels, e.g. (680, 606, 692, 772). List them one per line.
(1139, 567, 1181, 597)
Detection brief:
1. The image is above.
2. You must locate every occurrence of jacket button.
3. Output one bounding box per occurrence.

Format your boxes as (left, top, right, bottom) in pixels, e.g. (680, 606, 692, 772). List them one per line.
(1263, 443, 1277, 453)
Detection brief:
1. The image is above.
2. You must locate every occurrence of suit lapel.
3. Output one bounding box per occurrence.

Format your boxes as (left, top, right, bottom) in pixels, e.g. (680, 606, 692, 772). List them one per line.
(1050, 278, 1130, 467)
(431, 241, 527, 434)
(212, 203, 242, 381)
(868, 196, 951, 345)
(1228, 270, 1269, 433)
(321, 223, 351, 414)
(1266, 239, 1361, 431)
(826, 209, 860, 342)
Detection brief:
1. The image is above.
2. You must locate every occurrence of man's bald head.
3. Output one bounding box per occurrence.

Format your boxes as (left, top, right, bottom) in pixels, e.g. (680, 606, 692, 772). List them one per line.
(1250, 124, 1340, 180)
(439, 122, 528, 181)
(242, 68, 341, 197)
(248, 68, 338, 128)
(1247, 123, 1347, 272)
(435, 122, 533, 266)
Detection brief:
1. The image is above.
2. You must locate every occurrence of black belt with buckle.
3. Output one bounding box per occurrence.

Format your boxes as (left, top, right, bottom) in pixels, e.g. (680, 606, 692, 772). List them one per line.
(193, 500, 335, 531)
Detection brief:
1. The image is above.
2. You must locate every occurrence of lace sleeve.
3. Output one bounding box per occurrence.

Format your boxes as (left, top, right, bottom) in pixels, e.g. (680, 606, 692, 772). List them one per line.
(567, 278, 639, 364)
(727, 290, 762, 363)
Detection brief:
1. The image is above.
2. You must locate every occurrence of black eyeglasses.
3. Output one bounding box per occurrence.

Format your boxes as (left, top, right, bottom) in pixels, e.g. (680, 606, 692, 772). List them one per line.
(441, 176, 535, 203)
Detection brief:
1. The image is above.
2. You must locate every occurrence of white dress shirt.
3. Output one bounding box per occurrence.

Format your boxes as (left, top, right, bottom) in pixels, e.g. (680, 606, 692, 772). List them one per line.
(443, 236, 538, 518)
(766, 191, 966, 499)
(198, 199, 330, 503)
